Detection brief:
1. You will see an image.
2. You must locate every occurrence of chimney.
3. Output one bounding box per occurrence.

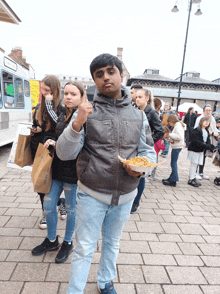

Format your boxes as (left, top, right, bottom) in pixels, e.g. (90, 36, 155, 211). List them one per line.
(11, 47, 22, 58)
(117, 47, 123, 61)
(0, 48, 5, 53)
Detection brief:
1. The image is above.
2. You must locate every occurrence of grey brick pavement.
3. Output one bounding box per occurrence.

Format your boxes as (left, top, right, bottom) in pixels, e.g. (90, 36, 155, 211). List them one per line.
(1, 145, 220, 293)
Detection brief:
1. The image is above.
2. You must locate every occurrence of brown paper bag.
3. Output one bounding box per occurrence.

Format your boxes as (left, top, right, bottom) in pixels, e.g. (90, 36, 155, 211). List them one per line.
(162, 114, 169, 126)
(212, 151, 220, 167)
(31, 143, 54, 194)
(14, 134, 33, 167)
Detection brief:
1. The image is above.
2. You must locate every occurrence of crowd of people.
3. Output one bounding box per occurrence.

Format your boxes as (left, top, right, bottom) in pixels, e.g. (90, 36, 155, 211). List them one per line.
(28, 53, 219, 294)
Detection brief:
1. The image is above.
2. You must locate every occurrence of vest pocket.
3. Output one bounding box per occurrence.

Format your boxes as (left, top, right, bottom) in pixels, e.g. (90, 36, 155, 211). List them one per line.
(86, 119, 114, 144)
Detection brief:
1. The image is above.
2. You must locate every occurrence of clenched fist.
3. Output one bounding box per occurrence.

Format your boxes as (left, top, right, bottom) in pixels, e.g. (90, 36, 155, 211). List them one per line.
(72, 92, 93, 132)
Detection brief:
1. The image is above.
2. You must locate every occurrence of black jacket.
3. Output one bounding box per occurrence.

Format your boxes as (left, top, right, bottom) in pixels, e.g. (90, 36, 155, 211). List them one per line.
(144, 104, 164, 143)
(188, 127, 215, 153)
(183, 113, 197, 129)
(30, 102, 63, 160)
(52, 110, 78, 184)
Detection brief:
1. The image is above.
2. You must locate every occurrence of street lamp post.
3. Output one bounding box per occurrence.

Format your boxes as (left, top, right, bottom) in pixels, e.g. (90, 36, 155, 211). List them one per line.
(172, 0, 202, 111)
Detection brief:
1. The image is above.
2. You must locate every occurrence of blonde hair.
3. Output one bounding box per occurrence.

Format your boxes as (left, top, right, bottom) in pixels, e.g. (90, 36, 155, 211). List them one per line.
(138, 88, 154, 109)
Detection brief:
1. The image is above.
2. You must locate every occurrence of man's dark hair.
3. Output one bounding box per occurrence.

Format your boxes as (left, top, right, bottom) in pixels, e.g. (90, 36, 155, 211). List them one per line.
(90, 53, 123, 79)
(131, 84, 143, 90)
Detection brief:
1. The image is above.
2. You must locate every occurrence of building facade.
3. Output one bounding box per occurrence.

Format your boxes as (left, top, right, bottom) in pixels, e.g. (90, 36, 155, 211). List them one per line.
(127, 69, 220, 111)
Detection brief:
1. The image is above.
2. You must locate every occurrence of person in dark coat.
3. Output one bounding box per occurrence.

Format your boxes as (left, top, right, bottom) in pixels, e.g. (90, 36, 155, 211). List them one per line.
(183, 107, 198, 147)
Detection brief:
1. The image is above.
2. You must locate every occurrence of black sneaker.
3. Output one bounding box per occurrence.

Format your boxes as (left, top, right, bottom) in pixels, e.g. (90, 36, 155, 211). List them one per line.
(32, 236, 60, 256)
(188, 179, 200, 187)
(130, 201, 140, 214)
(55, 241, 73, 263)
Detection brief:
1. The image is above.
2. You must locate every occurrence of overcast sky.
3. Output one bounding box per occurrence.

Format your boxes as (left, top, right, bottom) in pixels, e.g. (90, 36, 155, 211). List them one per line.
(2, 0, 220, 82)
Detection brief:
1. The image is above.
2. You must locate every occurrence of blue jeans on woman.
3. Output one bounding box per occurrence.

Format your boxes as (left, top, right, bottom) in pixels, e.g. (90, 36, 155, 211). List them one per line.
(43, 179, 77, 243)
(67, 188, 133, 294)
(169, 148, 182, 182)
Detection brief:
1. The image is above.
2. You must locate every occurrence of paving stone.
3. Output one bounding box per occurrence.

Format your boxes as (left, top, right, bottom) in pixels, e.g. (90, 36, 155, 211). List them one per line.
(201, 256, 220, 267)
(185, 216, 207, 224)
(149, 242, 182, 255)
(166, 266, 207, 284)
(154, 209, 173, 215)
(0, 236, 23, 249)
(142, 254, 177, 266)
(117, 253, 143, 265)
(11, 263, 48, 281)
(130, 233, 159, 241)
(4, 208, 33, 216)
(136, 284, 163, 294)
(0, 215, 10, 226)
(0, 196, 17, 202)
(118, 265, 144, 283)
(191, 211, 213, 217)
(180, 234, 205, 243)
(178, 224, 208, 235)
(197, 244, 220, 256)
(0, 227, 22, 236)
(163, 285, 203, 294)
(0, 207, 7, 215)
(114, 284, 136, 294)
(201, 285, 220, 294)
(0, 262, 17, 280)
(172, 210, 192, 216)
(161, 223, 182, 234)
(6, 250, 44, 262)
(202, 236, 220, 243)
(174, 255, 204, 266)
(0, 282, 23, 294)
(0, 250, 10, 261)
(22, 282, 59, 294)
(202, 225, 220, 235)
(139, 214, 164, 222)
(123, 221, 137, 232)
(136, 222, 164, 233)
(178, 243, 203, 255)
(5, 216, 38, 228)
(200, 267, 220, 284)
(142, 265, 170, 283)
(119, 241, 151, 253)
(158, 233, 182, 242)
(20, 229, 49, 237)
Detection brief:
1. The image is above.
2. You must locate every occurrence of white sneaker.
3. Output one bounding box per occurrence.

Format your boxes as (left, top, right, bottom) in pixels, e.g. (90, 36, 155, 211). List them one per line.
(58, 202, 67, 220)
(195, 174, 202, 180)
(39, 211, 47, 229)
(200, 173, 209, 180)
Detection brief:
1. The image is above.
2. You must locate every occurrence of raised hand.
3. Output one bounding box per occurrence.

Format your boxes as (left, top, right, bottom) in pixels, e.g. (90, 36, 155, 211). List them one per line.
(45, 93, 53, 100)
(72, 92, 93, 132)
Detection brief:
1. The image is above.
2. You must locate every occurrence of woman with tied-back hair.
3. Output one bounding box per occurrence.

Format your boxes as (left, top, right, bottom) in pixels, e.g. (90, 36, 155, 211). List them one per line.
(32, 81, 86, 264)
(162, 114, 185, 187)
(131, 89, 164, 214)
(31, 75, 65, 229)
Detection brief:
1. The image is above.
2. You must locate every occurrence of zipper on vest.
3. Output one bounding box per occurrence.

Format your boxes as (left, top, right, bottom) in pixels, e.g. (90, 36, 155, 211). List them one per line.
(114, 100, 120, 205)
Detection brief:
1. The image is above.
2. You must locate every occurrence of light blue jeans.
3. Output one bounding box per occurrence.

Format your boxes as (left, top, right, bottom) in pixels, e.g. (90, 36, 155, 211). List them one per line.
(44, 179, 77, 243)
(162, 140, 170, 155)
(67, 188, 133, 294)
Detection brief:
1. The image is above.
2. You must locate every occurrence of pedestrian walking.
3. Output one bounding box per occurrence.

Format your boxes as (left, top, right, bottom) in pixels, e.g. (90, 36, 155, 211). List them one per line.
(56, 53, 156, 294)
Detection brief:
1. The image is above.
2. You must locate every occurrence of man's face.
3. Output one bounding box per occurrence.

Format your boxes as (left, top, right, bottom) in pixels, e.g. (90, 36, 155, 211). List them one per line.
(93, 65, 123, 99)
(130, 89, 137, 102)
(204, 107, 212, 116)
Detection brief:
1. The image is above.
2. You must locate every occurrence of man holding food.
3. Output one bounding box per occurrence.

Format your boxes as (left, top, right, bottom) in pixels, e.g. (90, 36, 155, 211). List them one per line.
(56, 53, 156, 294)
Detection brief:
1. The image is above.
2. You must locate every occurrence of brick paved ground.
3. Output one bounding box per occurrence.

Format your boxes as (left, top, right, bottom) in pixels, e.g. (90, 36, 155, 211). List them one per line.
(1, 145, 220, 294)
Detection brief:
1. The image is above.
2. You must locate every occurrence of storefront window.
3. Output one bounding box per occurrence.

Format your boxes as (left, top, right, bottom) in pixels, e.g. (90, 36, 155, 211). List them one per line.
(3, 71, 24, 108)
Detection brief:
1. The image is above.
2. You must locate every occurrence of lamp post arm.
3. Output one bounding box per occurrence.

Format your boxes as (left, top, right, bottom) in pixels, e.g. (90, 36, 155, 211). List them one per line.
(176, 0, 193, 112)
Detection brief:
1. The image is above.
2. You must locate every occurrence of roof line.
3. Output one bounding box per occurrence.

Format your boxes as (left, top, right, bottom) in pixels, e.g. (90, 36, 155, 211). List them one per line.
(1, 0, 21, 22)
